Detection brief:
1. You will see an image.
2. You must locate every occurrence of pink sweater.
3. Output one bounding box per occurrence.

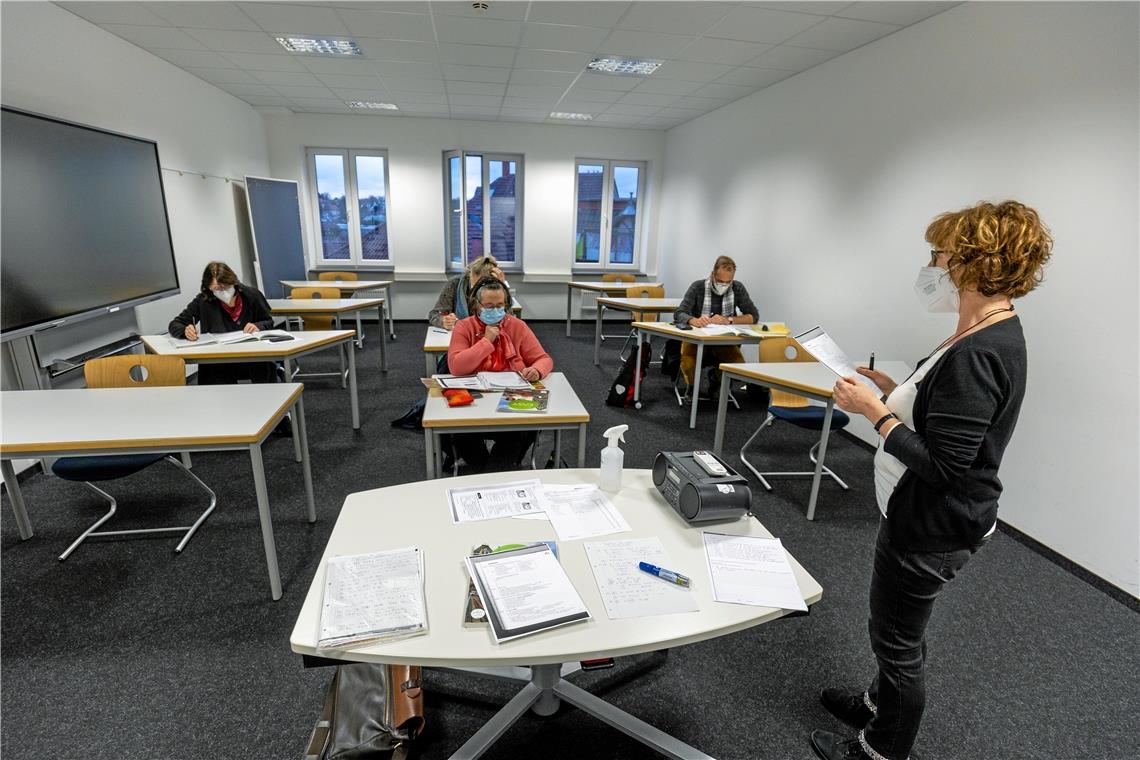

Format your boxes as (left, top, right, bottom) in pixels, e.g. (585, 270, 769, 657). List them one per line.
(448, 316, 554, 378)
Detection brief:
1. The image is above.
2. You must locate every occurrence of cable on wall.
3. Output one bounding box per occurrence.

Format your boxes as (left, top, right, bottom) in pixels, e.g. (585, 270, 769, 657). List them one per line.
(161, 166, 244, 183)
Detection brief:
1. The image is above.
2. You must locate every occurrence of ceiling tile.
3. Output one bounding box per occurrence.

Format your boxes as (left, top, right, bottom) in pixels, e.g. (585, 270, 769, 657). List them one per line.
(448, 106, 501, 117)
(560, 87, 625, 104)
(316, 73, 385, 89)
(520, 23, 609, 53)
(508, 69, 577, 87)
(221, 52, 307, 71)
(274, 84, 340, 98)
(399, 103, 450, 115)
(836, 2, 959, 26)
(216, 82, 280, 97)
(676, 37, 771, 66)
(715, 66, 795, 88)
(636, 118, 679, 130)
(237, 3, 349, 36)
(673, 94, 732, 110)
(654, 106, 709, 119)
(575, 72, 641, 92)
(184, 28, 283, 54)
(747, 45, 841, 70)
(527, 2, 631, 28)
(618, 91, 679, 107)
(380, 76, 446, 93)
(432, 1, 529, 21)
(590, 114, 642, 126)
(388, 90, 448, 104)
(630, 77, 703, 95)
(555, 99, 614, 114)
(785, 17, 899, 51)
(704, 7, 822, 43)
(153, 49, 240, 68)
(442, 64, 512, 83)
(446, 81, 507, 96)
(498, 109, 551, 122)
(331, 3, 428, 13)
(144, 2, 261, 31)
(437, 43, 516, 67)
(241, 94, 295, 107)
(601, 103, 661, 117)
(185, 67, 260, 84)
(288, 97, 350, 109)
(374, 60, 443, 78)
(503, 96, 562, 109)
(101, 24, 208, 50)
(687, 82, 756, 101)
(743, 2, 855, 15)
(514, 49, 591, 71)
(333, 9, 435, 40)
(654, 60, 734, 83)
(434, 16, 521, 47)
(251, 70, 325, 87)
(448, 93, 501, 107)
(597, 29, 694, 58)
(301, 58, 379, 75)
(618, 2, 733, 35)
(59, 2, 170, 26)
(505, 84, 568, 100)
(356, 38, 439, 62)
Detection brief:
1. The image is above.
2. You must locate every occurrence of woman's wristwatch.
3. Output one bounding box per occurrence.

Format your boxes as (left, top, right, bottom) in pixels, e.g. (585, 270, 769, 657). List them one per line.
(873, 412, 899, 433)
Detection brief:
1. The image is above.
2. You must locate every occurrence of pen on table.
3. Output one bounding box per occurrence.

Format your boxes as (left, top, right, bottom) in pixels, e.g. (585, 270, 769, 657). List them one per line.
(869, 352, 875, 371)
(638, 561, 691, 587)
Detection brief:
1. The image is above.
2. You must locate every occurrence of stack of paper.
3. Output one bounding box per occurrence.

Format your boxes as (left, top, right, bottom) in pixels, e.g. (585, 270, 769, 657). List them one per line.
(169, 329, 294, 348)
(540, 485, 630, 542)
(702, 532, 807, 612)
(432, 371, 531, 391)
(447, 480, 545, 523)
(318, 547, 428, 649)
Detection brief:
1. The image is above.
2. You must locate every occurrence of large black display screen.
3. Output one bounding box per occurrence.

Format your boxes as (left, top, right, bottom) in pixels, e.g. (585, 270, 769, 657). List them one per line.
(1, 107, 180, 339)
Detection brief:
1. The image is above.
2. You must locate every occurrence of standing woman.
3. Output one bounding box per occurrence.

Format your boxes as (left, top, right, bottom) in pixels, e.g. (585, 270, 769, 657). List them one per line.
(673, 255, 759, 391)
(812, 201, 1053, 760)
(168, 261, 277, 385)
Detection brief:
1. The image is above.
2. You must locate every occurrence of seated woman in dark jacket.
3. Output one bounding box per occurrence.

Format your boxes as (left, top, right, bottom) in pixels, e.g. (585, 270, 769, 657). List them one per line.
(168, 261, 277, 385)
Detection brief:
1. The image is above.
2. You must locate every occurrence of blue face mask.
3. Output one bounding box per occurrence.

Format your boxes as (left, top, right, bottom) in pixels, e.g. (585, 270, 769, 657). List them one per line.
(479, 307, 506, 325)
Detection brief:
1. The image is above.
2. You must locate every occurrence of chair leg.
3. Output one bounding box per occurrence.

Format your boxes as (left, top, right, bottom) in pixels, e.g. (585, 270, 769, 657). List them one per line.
(738, 414, 775, 491)
(617, 329, 636, 363)
(809, 441, 850, 490)
(165, 456, 219, 551)
(59, 482, 119, 561)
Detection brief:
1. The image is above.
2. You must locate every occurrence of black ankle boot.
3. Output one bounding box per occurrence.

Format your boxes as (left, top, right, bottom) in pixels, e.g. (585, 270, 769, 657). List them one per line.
(810, 730, 869, 760)
(821, 687, 874, 728)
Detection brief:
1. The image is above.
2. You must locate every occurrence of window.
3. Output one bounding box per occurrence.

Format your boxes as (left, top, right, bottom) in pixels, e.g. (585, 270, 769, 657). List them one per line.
(444, 150, 523, 271)
(305, 148, 391, 265)
(573, 159, 646, 270)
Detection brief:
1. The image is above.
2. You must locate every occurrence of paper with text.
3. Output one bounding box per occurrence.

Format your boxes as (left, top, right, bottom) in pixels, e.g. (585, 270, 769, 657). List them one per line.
(793, 326, 878, 392)
(702, 532, 807, 611)
(585, 537, 699, 619)
(539, 485, 630, 542)
(468, 546, 590, 641)
(318, 547, 427, 649)
(448, 480, 545, 523)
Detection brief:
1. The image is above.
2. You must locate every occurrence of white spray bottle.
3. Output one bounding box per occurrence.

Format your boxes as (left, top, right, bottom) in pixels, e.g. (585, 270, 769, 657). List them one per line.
(599, 424, 629, 493)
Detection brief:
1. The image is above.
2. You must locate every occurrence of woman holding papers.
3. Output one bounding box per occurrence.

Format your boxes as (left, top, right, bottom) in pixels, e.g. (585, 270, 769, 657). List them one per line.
(447, 278, 552, 472)
(813, 201, 1053, 760)
(168, 261, 278, 387)
(673, 255, 760, 392)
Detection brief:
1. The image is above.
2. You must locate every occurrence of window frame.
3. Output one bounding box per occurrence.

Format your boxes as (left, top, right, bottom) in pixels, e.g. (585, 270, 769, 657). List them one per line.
(443, 149, 524, 273)
(572, 158, 647, 273)
(305, 147, 393, 268)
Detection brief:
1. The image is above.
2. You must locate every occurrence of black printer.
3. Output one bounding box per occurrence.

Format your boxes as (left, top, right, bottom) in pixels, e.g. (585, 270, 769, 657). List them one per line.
(652, 451, 752, 523)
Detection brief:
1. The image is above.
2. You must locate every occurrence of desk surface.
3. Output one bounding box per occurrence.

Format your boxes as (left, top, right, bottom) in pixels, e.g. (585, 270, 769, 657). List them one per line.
(281, 279, 392, 290)
(268, 298, 384, 313)
(141, 330, 354, 360)
(596, 297, 681, 311)
(423, 326, 452, 352)
(568, 281, 663, 293)
(0, 384, 302, 455)
(719, 360, 912, 397)
(289, 468, 822, 667)
(632, 321, 789, 343)
(422, 372, 588, 428)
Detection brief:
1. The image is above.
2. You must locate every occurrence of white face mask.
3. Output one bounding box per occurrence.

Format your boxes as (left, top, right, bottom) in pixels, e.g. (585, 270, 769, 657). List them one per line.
(913, 266, 959, 313)
(711, 280, 732, 296)
(213, 288, 236, 303)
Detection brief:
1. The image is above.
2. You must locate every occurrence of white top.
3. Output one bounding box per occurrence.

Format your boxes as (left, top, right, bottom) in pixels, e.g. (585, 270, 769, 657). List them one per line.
(422, 372, 588, 428)
(141, 330, 354, 360)
(289, 468, 822, 667)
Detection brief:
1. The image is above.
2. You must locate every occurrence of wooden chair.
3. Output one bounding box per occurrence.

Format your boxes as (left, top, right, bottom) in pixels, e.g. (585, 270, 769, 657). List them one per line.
(739, 338, 850, 492)
(317, 271, 357, 283)
(618, 285, 666, 361)
(601, 273, 635, 283)
(50, 355, 216, 561)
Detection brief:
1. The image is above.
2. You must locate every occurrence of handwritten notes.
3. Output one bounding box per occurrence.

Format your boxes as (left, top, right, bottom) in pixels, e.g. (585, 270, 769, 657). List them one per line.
(319, 547, 427, 649)
(584, 537, 699, 619)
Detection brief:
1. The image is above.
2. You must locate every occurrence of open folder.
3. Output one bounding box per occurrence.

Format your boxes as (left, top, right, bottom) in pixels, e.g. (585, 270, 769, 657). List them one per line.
(169, 329, 295, 348)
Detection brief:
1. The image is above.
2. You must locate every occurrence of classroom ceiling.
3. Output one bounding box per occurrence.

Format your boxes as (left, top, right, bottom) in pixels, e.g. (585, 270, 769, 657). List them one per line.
(56, 1, 959, 129)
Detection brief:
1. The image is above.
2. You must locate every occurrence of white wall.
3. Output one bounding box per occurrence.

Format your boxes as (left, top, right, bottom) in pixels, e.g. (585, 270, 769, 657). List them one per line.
(263, 113, 665, 318)
(0, 1, 270, 336)
(659, 2, 1139, 596)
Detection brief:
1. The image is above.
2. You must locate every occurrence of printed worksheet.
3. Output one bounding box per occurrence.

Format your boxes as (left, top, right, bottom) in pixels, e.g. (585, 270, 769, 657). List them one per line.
(539, 485, 630, 542)
(585, 537, 699, 619)
(702, 532, 807, 612)
(447, 479, 545, 523)
(793, 326, 879, 392)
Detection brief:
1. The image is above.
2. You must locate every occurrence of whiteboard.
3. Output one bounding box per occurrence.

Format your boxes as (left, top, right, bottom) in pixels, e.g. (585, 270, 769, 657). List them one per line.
(244, 176, 307, 299)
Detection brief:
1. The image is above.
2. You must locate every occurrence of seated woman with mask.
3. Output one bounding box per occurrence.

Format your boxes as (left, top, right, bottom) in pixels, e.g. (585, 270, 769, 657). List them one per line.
(447, 278, 553, 472)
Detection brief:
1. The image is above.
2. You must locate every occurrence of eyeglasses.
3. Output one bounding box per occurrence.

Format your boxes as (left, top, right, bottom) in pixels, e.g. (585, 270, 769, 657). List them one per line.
(929, 249, 952, 266)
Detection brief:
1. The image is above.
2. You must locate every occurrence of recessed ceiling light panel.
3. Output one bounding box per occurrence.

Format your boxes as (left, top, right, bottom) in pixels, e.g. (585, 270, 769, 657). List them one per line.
(550, 112, 594, 121)
(276, 37, 362, 56)
(348, 101, 399, 110)
(586, 57, 663, 76)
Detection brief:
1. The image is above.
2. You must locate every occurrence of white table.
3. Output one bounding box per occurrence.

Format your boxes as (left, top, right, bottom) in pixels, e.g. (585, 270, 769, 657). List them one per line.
(289, 468, 822, 759)
(421, 372, 590, 479)
(630, 322, 791, 429)
(269, 298, 387, 372)
(564, 281, 663, 337)
(141, 330, 364, 431)
(280, 279, 395, 340)
(0, 383, 315, 600)
(712, 360, 911, 520)
(593, 297, 681, 366)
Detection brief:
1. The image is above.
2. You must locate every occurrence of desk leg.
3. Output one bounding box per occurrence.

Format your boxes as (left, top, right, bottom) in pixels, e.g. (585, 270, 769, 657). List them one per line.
(689, 343, 704, 429)
(354, 309, 364, 349)
(593, 304, 603, 365)
(577, 423, 587, 468)
(1, 460, 34, 540)
(553, 430, 562, 469)
(334, 316, 347, 388)
(284, 356, 294, 382)
(565, 286, 572, 337)
(425, 353, 435, 377)
(346, 341, 360, 430)
(713, 373, 731, 456)
(633, 332, 644, 402)
(806, 400, 835, 521)
(248, 443, 282, 601)
(295, 396, 316, 523)
(386, 286, 396, 339)
(379, 303, 388, 372)
(424, 429, 435, 479)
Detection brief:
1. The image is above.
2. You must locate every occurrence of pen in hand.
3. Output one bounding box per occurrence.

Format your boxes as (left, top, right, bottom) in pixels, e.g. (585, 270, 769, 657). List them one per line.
(638, 562, 691, 587)
(869, 352, 875, 371)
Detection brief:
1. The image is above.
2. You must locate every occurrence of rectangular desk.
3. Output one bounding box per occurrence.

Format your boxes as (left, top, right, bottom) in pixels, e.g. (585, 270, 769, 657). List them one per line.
(421, 372, 590, 478)
(630, 321, 790, 429)
(565, 281, 663, 337)
(712, 360, 911, 520)
(0, 383, 315, 600)
(593, 297, 681, 366)
(141, 330, 362, 431)
(290, 468, 822, 759)
(269, 298, 387, 372)
(280, 279, 395, 340)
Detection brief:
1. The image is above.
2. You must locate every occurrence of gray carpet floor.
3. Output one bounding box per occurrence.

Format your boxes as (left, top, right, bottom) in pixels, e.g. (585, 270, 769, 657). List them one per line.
(2, 320, 1137, 760)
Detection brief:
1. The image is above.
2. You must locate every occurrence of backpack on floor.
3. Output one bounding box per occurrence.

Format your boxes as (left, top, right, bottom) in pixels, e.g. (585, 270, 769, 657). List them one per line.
(660, 339, 681, 381)
(305, 663, 425, 760)
(605, 341, 652, 409)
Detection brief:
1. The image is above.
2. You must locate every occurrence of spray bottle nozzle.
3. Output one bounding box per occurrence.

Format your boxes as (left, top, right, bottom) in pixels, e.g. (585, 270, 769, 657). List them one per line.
(602, 424, 629, 448)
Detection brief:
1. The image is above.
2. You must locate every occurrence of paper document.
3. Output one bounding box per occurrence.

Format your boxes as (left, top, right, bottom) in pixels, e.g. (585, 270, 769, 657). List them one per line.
(793, 326, 878, 392)
(318, 547, 428, 649)
(466, 543, 590, 643)
(695, 324, 756, 337)
(447, 479, 545, 523)
(478, 371, 532, 390)
(702, 532, 807, 611)
(539, 485, 630, 542)
(585, 537, 700, 619)
(433, 374, 488, 390)
(169, 329, 294, 348)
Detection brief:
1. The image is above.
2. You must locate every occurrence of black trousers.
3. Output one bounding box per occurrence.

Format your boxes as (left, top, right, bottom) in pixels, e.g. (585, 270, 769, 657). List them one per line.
(451, 432, 537, 473)
(861, 520, 984, 760)
(196, 362, 276, 385)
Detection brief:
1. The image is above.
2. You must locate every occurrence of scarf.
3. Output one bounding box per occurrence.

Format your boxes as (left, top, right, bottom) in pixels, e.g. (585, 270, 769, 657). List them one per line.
(220, 291, 244, 323)
(455, 276, 470, 319)
(702, 278, 735, 318)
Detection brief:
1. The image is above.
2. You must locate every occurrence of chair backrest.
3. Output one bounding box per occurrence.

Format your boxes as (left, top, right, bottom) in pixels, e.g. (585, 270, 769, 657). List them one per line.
(601, 273, 635, 283)
(758, 337, 814, 408)
(317, 271, 357, 282)
(625, 285, 665, 322)
(290, 286, 341, 330)
(85, 355, 186, 389)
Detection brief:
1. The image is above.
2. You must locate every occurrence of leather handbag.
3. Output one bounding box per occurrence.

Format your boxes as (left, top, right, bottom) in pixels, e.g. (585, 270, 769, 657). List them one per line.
(306, 663, 425, 760)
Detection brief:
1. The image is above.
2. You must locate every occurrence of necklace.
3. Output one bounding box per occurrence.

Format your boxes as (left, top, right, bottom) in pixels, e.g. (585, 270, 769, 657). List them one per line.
(932, 304, 1015, 354)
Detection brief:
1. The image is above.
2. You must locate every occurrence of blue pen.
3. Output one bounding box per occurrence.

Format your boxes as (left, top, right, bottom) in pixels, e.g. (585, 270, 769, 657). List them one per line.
(638, 561, 691, 587)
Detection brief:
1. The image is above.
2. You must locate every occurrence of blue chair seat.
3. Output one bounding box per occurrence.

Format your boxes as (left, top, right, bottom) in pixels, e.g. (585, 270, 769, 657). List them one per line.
(770, 405, 850, 430)
(52, 453, 165, 482)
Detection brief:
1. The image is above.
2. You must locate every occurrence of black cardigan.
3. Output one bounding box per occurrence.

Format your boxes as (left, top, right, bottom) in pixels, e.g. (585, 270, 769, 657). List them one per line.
(168, 283, 275, 338)
(883, 316, 1027, 551)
